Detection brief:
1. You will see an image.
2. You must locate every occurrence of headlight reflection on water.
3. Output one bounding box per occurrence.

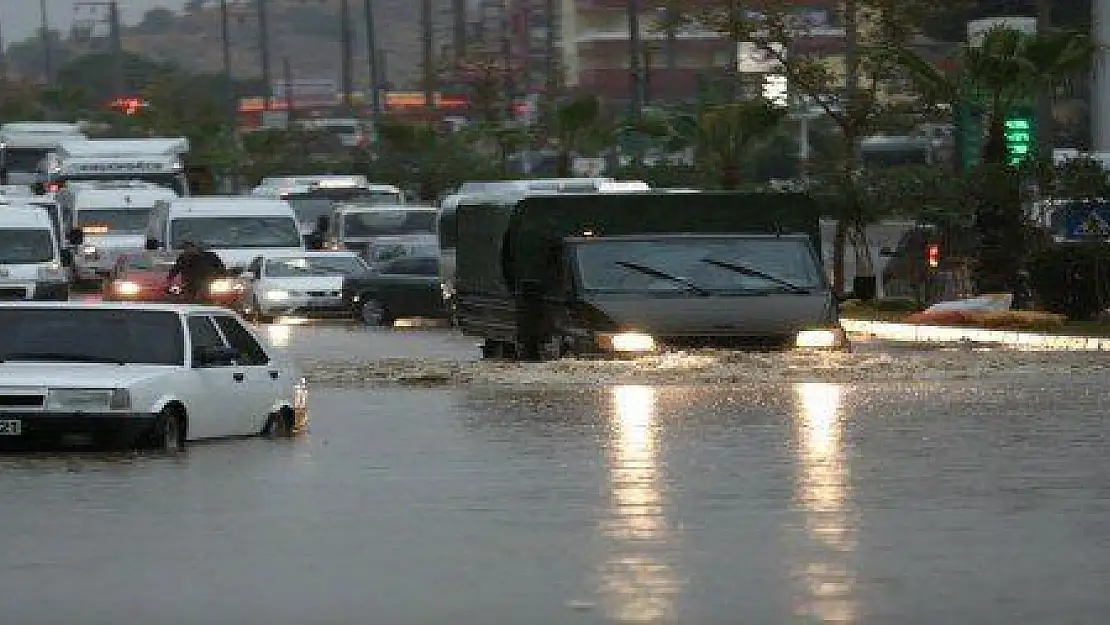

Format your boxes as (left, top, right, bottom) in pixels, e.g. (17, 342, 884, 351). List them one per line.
(599, 385, 681, 622)
(791, 382, 858, 624)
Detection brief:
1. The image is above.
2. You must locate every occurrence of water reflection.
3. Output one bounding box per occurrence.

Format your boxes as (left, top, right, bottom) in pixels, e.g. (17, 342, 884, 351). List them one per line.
(790, 382, 858, 624)
(598, 385, 681, 622)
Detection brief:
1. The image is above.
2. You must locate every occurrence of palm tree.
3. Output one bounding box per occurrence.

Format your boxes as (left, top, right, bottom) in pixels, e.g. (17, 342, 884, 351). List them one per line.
(897, 26, 1094, 167)
(695, 99, 786, 189)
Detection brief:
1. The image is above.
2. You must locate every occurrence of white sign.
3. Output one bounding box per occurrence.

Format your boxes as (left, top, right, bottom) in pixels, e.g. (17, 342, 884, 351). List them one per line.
(68, 161, 167, 173)
(763, 75, 789, 108)
(736, 42, 785, 74)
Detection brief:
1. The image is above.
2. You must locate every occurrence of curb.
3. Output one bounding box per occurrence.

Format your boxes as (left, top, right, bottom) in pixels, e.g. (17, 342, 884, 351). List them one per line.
(841, 318, 1110, 351)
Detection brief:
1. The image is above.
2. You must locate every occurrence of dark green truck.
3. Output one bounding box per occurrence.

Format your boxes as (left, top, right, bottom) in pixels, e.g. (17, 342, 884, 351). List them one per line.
(452, 190, 847, 360)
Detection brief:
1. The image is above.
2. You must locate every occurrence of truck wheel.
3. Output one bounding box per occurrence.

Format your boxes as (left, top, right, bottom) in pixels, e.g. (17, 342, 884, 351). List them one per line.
(359, 297, 390, 326)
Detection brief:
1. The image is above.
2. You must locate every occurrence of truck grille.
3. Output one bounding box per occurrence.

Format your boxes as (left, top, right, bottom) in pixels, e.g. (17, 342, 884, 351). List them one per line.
(0, 287, 29, 300)
(0, 394, 45, 409)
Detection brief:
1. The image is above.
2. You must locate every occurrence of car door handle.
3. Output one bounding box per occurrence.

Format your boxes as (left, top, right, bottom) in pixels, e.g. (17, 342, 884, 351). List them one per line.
(269, 370, 279, 380)
(233, 372, 245, 382)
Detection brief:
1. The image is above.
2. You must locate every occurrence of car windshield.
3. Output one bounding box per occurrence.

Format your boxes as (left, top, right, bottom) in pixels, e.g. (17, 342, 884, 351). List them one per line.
(2, 147, 50, 173)
(367, 243, 439, 264)
(342, 210, 436, 237)
(170, 216, 302, 249)
(573, 237, 822, 293)
(265, 255, 368, 277)
(77, 208, 152, 233)
(0, 228, 54, 263)
(0, 308, 184, 365)
(290, 188, 400, 203)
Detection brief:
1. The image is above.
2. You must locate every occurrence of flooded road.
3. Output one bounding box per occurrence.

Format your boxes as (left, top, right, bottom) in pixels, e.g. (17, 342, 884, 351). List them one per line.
(3, 324, 1110, 624)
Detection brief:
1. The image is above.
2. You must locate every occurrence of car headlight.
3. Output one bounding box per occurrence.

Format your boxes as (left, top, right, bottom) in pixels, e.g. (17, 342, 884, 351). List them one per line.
(795, 328, 849, 349)
(114, 280, 141, 296)
(265, 289, 291, 301)
(599, 331, 656, 353)
(209, 278, 242, 295)
(47, 388, 131, 412)
(37, 261, 66, 281)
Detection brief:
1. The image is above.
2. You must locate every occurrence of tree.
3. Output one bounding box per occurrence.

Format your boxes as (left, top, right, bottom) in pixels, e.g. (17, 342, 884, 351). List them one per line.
(695, 100, 786, 189)
(897, 26, 1094, 165)
(670, 0, 970, 294)
(552, 95, 603, 177)
(136, 8, 179, 35)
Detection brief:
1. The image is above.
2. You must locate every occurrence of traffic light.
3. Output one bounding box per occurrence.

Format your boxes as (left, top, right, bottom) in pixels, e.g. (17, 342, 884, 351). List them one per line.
(1003, 109, 1035, 166)
(927, 244, 940, 269)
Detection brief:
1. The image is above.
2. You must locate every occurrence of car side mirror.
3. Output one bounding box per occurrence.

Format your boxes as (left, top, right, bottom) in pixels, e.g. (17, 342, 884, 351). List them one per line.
(193, 345, 240, 368)
(145, 238, 160, 251)
(59, 248, 74, 267)
(66, 228, 84, 246)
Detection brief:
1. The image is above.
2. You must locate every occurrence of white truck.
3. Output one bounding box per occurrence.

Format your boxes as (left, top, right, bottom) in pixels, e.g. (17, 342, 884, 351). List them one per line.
(0, 205, 70, 301)
(0, 122, 87, 187)
(58, 181, 180, 282)
(41, 137, 190, 196)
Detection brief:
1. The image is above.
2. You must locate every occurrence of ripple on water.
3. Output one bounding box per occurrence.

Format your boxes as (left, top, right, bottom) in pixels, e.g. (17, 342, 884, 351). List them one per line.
(300, 348, 1110, 388)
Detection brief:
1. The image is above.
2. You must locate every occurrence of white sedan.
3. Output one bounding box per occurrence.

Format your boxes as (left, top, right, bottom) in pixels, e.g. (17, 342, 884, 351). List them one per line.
(240, 251, 369, 322)
(0, 301, 308, 451)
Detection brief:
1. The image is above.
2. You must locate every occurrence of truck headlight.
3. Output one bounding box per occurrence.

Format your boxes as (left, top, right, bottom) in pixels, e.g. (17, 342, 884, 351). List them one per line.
(795, 328, 849, 350)
(80, 244, 98, 257)
(265, 289, 290, 301)
(209, 278, 242, 295)
(114, 280, 141, 297)
(599, 331, 656, 353)
(47, 388, 131, 412)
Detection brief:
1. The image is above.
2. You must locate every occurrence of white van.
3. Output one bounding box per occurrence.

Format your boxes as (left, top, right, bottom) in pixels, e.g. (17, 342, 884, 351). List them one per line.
(58, 181, 179, 281)
(145, 197, 305, 271)
(0, 206, 69, 301)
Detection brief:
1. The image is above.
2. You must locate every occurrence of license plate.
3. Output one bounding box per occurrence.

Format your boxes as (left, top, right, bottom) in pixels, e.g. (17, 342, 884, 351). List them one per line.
(0, 420, 21, 436)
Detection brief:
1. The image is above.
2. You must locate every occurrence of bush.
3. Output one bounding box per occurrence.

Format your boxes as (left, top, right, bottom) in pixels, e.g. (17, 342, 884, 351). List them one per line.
(1028, 243, 1110, 321)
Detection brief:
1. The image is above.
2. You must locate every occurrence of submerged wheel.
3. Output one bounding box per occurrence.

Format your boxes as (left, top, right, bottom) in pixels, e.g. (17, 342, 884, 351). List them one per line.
(263, 407, 297, 438)
(359, 297, 389, 326)
(153, 407, 186, 452)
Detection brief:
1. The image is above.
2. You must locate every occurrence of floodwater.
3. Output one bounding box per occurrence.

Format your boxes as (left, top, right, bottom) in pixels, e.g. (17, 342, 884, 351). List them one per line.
(3, 324, 1110, 624)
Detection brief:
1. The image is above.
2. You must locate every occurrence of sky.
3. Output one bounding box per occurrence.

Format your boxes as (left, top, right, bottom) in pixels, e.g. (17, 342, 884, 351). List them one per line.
(0, 0, 187, 46)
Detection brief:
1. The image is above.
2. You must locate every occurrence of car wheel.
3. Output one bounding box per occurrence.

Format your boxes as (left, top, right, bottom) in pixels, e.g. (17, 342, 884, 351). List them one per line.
(263, 407, 297, 438)
(359, 297, 389, 326)
(157, 408, 186, 452)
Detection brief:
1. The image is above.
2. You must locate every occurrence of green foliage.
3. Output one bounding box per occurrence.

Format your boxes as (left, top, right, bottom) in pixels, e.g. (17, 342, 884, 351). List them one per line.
(1029, 243, 1110, 321)
(696, 100, 786, 189)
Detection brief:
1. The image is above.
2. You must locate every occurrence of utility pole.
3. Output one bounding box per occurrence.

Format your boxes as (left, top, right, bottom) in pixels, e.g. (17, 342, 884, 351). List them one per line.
(1035, 0, 1053, 158)
(109, 1, 124, 99)
(421, 0, 435, 110)
(257, 0, 272, 110)
(627, 0, 643, 121)
(73, 1, 125, 98)
(364, 0, 383, 119)
(219, 0, 234, 121)
(283, 56, 295, 130)
(0, 12, 7, 81)
(544, 0, 557, 99)
(1096, 0, 1110, 151)
(340, 0, 354, 115)
(452, 0, 468, 61)
(500, 0, 513, 119)
(40, 0, 52, 82)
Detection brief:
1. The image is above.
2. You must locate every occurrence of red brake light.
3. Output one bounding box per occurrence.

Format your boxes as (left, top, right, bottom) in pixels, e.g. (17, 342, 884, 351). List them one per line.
(927, 244, 940, 269)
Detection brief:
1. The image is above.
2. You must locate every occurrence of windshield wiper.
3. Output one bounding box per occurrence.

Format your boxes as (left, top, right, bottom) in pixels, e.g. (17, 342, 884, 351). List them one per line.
(0, 352, 127, 365)
(614, 261, 711, 296)
(699, 258, 811, 294)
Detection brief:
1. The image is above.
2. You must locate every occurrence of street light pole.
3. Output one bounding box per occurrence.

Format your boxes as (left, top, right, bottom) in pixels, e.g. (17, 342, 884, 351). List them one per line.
(340, 0, 354, 115)
(257, 0, 272, 110)
(40, 0, 52, 81)
(219, 0, 233, 119)
(364, 0, 383, 119)
(627, 0, 643, 121)
(421, 0, 435, 110)
(1094, 0, 1110, 151)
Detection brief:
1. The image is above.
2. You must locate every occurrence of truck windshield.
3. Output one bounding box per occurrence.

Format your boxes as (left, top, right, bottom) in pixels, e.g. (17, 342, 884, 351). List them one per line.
(77, 208, 152, 234)
(265, 255, 368, 277)
(573, 238, 822, 293)
(1, 147, 50, 173)
(341, 210, 436, 238)
(170, 216, 302, 249)
(0, 229, 54, 263)
(0, 309, 184, 366)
